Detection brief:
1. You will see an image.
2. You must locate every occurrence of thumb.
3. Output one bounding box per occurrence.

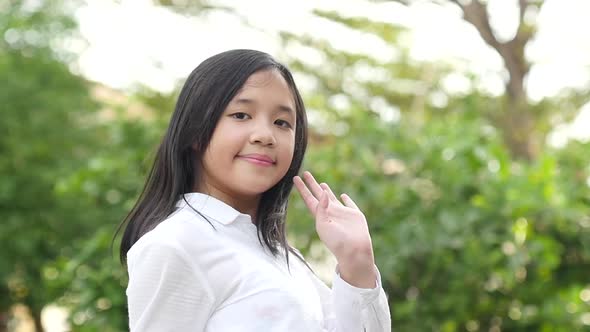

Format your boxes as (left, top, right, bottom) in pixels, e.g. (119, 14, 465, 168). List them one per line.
(315, 190, 330, 223)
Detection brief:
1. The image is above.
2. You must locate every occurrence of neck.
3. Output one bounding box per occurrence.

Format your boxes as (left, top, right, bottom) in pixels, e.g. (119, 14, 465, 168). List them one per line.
(194, 184, 260, 222)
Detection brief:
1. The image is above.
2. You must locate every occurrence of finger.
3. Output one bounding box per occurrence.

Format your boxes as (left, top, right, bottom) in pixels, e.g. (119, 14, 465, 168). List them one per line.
(340, 193, 360, 210)
(302, 171, 325, 200)
(293, 176, 318, 214)
(315, 190, 330, 224)
(320, 183, 343, 206)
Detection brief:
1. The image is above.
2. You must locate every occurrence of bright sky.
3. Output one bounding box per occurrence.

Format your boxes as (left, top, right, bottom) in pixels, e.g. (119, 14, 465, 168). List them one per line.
(74, 0, 590, 144)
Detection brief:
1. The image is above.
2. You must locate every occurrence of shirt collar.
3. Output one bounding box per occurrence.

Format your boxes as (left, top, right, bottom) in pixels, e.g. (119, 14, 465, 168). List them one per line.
(175, 192, 251, 225)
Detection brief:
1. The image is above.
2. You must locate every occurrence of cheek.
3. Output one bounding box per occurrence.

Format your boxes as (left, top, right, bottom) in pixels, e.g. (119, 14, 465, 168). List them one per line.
(280, 134, 296, 166)
(203, 142, 231, 171)
(201, 149, 215, 172)
(209, 130, 240, 158)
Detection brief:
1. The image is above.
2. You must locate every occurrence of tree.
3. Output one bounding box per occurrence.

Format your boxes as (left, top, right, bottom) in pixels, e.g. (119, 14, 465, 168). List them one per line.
(385, 0, 588, 161)
(44, 86, 174, 331)
(448, 0, 537, 159)
(276, 2, 590, 330)
(1, 1, 111, 330)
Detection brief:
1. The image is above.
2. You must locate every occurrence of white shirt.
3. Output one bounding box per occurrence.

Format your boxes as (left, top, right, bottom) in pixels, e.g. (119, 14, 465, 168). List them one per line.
(126, 193, 391, 331)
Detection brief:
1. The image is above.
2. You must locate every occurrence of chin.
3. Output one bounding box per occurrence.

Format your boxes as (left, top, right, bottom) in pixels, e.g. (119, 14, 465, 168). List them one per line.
(240, 182, 279, 196)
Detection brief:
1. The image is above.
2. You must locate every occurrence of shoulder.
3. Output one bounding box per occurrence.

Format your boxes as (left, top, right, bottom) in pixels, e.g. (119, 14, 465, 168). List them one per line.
(127, 207, 218, 267)
(125, 210, 219, 322)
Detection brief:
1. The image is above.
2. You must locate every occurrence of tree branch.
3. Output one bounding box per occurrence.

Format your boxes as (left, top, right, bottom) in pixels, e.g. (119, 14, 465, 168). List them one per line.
(445, 0, 539, 159)
(459, 0, 500, 49)
(449, 0, 532, 85)
(513, 0, 535, 46)
(519, 0, 528, 23)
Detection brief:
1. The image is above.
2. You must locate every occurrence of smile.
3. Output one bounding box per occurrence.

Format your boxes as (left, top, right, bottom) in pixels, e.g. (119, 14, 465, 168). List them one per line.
(237, 155, 276, 167)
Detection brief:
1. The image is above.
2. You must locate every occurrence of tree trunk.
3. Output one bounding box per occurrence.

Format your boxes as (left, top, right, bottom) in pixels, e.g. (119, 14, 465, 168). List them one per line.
(450, 0, 539, 160)
(30, 306, 45, 332)
(500, 96, 538, 161)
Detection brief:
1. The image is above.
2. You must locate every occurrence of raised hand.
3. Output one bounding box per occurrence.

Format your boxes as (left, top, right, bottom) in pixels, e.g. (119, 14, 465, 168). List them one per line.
(293, 171, 377, 288)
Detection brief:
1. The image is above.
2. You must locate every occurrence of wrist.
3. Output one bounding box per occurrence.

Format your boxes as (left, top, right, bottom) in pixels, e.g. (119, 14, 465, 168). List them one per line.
(335, 242, 374, 268)
(337, 248, 376, 288)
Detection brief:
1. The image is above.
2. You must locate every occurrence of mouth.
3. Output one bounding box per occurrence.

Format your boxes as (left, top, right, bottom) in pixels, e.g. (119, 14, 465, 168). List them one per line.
(236, 154, 276, 166)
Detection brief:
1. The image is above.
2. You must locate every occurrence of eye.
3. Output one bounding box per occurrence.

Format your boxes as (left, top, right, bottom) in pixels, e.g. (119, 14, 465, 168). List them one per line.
(230, 112, 251, 120)
(275, 119, 292, 128)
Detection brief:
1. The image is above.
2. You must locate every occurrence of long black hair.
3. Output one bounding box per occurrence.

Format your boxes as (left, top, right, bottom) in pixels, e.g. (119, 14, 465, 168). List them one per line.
(117, 49, 308, 267)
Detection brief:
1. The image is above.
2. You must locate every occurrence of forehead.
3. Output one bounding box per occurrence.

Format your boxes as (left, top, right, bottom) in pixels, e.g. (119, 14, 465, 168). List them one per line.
(228, 69, 297, 119)
(236, 70, 294, 101)
(243, 69, 287, 87)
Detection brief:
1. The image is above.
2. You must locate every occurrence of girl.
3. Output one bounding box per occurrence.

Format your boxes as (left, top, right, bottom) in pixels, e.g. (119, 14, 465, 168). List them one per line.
(119, 49, 391, 331)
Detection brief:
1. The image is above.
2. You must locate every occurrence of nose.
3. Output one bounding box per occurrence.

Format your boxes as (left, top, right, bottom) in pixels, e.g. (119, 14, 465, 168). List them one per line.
(250, 121, 276, 146)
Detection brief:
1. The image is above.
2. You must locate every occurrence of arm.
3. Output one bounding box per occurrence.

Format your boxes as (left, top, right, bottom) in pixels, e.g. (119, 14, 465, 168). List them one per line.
(126, 241, 215, 331)
(294, 171, 392, 331)
(310, 265, 391, 332)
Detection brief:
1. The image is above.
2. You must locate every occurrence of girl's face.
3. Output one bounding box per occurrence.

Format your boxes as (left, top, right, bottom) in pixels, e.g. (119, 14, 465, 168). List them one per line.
(197, 69, 297, 202)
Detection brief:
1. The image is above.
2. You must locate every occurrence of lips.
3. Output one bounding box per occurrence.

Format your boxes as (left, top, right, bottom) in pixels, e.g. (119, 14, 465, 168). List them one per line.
(237, 153, 276, 165)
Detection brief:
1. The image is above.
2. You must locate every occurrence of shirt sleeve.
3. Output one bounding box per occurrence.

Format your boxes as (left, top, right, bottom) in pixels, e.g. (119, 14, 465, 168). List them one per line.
(126, 241, 216, 332)
(310, 265, 392, 332)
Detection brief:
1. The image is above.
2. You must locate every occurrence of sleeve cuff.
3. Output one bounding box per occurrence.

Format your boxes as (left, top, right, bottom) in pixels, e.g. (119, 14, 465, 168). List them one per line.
(333, 264, 382, 305)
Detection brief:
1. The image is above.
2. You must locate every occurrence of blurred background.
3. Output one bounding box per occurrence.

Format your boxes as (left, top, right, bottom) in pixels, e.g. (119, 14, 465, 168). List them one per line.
(2, 0, 590, 331)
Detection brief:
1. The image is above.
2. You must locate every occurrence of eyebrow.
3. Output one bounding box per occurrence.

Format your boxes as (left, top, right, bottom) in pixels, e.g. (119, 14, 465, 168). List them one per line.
(233, 98, 294, 114)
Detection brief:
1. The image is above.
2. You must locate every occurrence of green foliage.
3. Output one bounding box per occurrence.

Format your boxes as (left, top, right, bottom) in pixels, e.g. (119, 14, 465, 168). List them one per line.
(290, 88, 590, 331)
(0, 1, 156, 329)
(46, 91, 172, 331)
(280, 5, 590, 330)
(0, 44, 98, 319)
(288, 104, 590, 330)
